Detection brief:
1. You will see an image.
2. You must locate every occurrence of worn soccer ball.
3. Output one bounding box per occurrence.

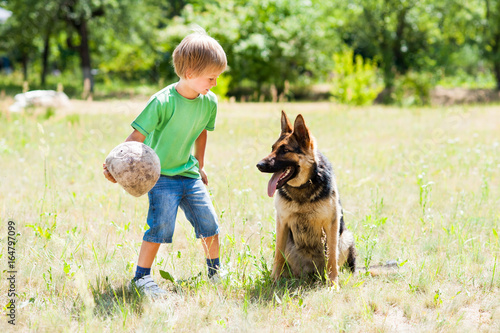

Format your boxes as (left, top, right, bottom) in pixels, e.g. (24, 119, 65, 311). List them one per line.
(105, 141, 161, 197)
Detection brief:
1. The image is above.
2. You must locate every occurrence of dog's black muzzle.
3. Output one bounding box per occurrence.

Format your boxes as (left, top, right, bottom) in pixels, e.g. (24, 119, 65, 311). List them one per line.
(257, 158, 296, 173)
(256, 160, 272, 173)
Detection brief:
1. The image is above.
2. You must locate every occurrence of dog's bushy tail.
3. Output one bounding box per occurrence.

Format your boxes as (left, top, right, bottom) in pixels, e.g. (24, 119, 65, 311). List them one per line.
(345, 243, 356, 273)
(338, 229, 357, 272)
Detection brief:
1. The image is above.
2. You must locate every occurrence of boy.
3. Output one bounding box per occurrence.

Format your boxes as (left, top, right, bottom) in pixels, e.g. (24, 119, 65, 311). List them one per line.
(103, 30, 227, 297)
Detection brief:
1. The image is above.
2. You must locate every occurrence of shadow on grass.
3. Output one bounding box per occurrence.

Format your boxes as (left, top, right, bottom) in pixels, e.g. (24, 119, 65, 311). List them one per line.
(246, 260, 408, 305)
(157, 267, 326, 306)
(247, 274, 325, 305)
(90, 276, 145, 319)
(243, 260, 336, 305)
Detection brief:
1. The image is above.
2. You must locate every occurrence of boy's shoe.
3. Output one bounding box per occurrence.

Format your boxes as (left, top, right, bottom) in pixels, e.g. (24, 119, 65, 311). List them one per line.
(131, 275, 168, 298)
(209, 267, 228, 284)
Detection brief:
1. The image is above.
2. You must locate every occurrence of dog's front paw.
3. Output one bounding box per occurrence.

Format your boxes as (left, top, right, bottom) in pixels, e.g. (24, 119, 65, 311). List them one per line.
(328, 282, 340, 292)
(271, 267, 282, 282)
(327, 274, 339, 289)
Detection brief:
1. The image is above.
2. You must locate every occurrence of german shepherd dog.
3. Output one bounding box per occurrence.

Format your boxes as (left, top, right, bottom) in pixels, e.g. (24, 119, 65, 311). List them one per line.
(257, 111, 356, 285)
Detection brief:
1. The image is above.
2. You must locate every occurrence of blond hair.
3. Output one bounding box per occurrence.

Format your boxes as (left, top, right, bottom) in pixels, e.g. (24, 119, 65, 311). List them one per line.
(173, 30, 227, 79)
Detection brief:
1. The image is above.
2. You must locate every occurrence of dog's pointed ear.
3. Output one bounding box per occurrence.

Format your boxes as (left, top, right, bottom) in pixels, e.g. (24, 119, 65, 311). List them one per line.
(293, 114, 311, 147)
(280, 111, 293, 135)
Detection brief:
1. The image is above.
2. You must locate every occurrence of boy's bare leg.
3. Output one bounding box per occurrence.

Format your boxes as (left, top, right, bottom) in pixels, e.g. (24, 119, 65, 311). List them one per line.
(133, 241, 167, 296)
(201, 234, 219, 259)
(137, 241, 161, 268)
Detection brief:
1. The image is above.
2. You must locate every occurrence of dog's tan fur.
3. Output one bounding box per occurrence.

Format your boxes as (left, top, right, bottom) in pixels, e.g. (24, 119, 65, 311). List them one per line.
(257, 111, 356, 285)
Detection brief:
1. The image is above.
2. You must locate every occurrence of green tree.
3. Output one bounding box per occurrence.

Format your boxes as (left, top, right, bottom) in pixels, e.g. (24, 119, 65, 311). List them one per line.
(1, 0, 61, 85)
(431, 0, 500, 90)
(39, 2, 63, 86)
(333, 0, 445, 102)
(59, 0, 107, 94)
(90, 0, 161, 81)
(180, 0, 339, 99)
(0, 0, 43, 81)
(484, 0, 500, 89)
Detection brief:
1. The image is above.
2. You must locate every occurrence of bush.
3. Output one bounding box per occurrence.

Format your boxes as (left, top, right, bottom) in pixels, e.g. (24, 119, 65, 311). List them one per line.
(329, 50, 383, 106)
(392, 71, 436, 107)
(211, 74, 231, 101)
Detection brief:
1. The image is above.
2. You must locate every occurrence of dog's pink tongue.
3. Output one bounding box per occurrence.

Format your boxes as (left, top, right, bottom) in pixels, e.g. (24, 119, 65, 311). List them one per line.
(267, 171, 283, 197)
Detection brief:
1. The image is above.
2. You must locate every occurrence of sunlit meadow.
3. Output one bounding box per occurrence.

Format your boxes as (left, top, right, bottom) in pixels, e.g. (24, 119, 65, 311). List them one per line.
(0, 99, 498, 331)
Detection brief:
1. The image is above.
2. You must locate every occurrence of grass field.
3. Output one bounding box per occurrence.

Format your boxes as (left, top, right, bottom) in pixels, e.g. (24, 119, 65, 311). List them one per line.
(0, 99, 499, 331)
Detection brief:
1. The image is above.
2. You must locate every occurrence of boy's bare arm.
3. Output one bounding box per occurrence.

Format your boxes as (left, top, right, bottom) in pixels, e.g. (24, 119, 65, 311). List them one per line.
(194, 129, 208, 185)
(125, 129, 146, 143)
(103, 129, 147, 183)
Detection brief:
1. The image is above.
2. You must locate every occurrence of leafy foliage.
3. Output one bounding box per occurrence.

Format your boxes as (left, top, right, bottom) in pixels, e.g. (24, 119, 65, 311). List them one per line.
(392, 71, 437, 107)
(181, 0, 336, 97)
(211, 74, 231, 101)
(329, 50, 383, 105)
(1, 0, 500, 102)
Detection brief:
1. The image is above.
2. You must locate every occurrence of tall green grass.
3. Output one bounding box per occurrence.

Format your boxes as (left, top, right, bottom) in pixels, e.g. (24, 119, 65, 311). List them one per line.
(0, 102, 498, 331)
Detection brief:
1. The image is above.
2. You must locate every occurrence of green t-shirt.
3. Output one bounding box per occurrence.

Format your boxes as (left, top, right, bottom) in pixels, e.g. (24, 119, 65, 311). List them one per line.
(131, 83, 217, 179)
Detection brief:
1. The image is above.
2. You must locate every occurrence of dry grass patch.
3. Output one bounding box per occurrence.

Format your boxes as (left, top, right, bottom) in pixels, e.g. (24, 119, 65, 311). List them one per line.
(0, 100, 498, 331)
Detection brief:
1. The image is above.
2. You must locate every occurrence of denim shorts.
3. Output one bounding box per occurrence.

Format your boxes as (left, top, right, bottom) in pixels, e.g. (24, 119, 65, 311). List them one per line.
(143, 175, 219, 243)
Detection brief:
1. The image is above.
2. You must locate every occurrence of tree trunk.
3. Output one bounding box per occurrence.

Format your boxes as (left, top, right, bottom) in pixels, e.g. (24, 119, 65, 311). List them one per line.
(393, 7, 409, 74)
(380, 31, 395, 103)
(21, 54, 28, 82)
(494, 61, 500, 91)
(41, 31, 51, 86)
(62, 2, 104, 98)
(78, 20, 94, 95)
(486, 0, 500, 90)
(494, 28, 500, 91)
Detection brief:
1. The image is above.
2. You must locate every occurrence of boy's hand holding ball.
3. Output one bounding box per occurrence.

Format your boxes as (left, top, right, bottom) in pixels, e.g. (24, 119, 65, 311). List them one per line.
(103, 141, 161, 197)
(103, 163, 117, 183)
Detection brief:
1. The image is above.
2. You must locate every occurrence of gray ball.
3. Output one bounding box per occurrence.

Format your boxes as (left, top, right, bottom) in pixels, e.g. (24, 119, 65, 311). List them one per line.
(105, 141, 161, 197)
